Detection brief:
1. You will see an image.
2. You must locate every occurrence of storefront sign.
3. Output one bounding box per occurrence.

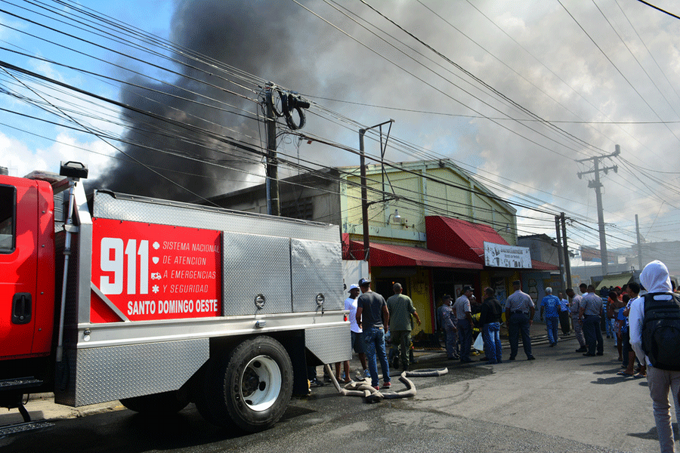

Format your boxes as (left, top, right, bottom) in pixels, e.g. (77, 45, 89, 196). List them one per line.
(484, 242, 532, 268)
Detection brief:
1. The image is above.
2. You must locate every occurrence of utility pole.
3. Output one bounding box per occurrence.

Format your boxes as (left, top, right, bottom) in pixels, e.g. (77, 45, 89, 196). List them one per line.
(577, 145, 620, 275)
(561, 212, 571, 289)
(636, 214, 643, 271)
(265, 85, 280, 216)
(359, 120, 394, 261)
(555, 215, 565, 291)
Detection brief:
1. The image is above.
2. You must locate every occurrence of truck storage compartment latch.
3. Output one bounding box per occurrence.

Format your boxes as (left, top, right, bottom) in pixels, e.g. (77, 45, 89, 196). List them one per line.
(11, 293, 32, 325)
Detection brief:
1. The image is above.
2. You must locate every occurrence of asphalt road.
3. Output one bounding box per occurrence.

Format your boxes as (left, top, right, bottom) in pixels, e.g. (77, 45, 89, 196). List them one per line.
(0, 334, 674, 453)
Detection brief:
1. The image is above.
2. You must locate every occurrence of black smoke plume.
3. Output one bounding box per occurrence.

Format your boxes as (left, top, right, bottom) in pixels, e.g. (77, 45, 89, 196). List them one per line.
(90, 0, 332, 202)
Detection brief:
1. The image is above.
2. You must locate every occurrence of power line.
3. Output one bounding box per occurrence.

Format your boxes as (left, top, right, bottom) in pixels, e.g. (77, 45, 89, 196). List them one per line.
(591, 0, 680, 120)
(2, 0, 676, 249)
(637, 0, 680, 21)
(557, 0, 680, 146)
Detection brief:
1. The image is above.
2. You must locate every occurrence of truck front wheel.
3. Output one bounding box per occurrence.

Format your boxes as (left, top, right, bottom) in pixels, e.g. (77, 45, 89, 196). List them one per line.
(195, 336, 293, 433)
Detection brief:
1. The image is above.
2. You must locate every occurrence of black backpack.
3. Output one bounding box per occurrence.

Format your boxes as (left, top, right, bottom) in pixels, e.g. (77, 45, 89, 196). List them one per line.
(641, 292, 680, 371)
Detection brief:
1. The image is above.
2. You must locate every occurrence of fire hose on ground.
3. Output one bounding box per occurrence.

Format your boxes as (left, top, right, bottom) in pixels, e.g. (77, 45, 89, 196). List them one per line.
(323, 364, 448, 403)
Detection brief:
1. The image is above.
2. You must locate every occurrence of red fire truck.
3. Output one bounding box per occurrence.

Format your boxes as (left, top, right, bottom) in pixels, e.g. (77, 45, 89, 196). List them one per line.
(0, 162, 349, 432)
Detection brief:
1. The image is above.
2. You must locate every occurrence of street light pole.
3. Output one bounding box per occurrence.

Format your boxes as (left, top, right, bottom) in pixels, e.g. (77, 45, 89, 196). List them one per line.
(359, 119, 394, 261)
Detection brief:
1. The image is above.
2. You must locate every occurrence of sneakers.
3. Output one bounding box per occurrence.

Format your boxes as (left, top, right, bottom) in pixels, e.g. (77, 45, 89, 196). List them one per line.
(373, 385, 380, 391)
(527, 356, 536, 361)
(309, 378, 324, 387)
(364, 369, 371, 378)
(575, 347, 587, 352)
(381, 382, 391, 389)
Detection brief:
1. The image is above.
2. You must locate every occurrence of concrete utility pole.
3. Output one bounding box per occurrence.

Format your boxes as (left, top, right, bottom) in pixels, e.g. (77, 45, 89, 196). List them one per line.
(561, 212, 571, 289)
(636, 214, 643, 271)
(555, 215, 565, 291)
(359, 120, 394, 261)
(265, 85, 280, 216)
(577, 145, 620, 275)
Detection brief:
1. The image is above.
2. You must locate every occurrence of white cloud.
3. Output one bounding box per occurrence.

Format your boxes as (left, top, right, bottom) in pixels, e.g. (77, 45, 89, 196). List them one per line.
(0, 131, 115, 180)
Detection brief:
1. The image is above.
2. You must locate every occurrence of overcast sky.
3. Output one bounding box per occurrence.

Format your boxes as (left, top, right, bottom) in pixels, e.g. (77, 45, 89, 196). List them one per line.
(1, 0, 680, 259)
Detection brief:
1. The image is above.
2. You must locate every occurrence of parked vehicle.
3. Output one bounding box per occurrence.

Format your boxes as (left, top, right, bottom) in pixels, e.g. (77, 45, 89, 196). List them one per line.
(0, 162, 349, 432)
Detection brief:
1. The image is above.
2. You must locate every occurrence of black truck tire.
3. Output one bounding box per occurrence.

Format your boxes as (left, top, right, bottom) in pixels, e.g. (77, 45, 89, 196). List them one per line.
(195, 336, 293, 433)
(120, 390, 189, 415)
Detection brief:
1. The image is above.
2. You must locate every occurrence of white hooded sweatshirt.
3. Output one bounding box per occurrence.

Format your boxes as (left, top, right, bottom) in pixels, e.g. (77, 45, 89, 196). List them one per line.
(629, 260, 673, 366)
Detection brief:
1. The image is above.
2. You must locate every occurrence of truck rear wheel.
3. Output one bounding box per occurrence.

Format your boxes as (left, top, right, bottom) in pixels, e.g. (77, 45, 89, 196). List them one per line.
(195, 336, 293, 433)
(120, 390, 189, 415)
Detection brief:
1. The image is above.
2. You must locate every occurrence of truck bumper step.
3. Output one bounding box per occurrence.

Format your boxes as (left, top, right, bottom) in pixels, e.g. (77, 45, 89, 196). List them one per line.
(0, 421, 54, 437)
(0, 377, 43, 391)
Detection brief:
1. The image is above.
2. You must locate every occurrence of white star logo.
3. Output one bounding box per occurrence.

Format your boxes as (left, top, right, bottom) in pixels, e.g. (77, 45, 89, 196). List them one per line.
(152, 285, 159, 294)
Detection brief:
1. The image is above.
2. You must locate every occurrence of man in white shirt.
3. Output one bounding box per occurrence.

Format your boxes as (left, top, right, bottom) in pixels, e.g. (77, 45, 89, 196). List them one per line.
(339, 284, 368, 381)
(630, 260, 680, 453)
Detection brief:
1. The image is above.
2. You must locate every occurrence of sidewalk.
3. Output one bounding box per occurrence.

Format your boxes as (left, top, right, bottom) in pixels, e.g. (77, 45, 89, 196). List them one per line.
(0, 393, 124, 427)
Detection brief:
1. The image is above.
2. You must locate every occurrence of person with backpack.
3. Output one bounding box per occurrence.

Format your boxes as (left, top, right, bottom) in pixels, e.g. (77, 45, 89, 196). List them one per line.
(630, 260, 680, 453)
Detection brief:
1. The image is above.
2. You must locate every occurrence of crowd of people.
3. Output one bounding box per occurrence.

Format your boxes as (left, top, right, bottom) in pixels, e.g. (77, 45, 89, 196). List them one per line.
(315, 262, 680, 453)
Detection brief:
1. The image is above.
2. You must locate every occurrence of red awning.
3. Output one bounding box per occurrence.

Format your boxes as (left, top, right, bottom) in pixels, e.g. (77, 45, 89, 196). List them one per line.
(530, 260, 560, 271)
(425, 216, 558, 272)
(426, 216, 509, 264)
(350, 240, 483, 269)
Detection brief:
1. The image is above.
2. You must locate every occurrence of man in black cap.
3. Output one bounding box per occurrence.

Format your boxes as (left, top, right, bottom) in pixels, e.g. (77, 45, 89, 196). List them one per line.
(505, 280, 536, 360)
(355, 277, 391, 390)
(453, 285, 475, 363)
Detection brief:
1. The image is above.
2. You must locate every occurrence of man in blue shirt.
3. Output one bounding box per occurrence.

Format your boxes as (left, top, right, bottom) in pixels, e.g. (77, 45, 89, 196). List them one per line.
(505, 280, 536, 360)
(540, 287, 561, 346)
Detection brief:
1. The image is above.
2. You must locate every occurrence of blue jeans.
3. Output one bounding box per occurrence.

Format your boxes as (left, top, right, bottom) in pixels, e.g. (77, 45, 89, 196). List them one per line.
(583, 315, 603, 355)
(482, 322, 502, 363)
(443, 326, 458, 358)
(606, 317, 616, 343)
(457, 319, 472, 361)
(546, 317, 559, 345)
(508, 313, 533, 358)
(364, 326, 391, 387)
